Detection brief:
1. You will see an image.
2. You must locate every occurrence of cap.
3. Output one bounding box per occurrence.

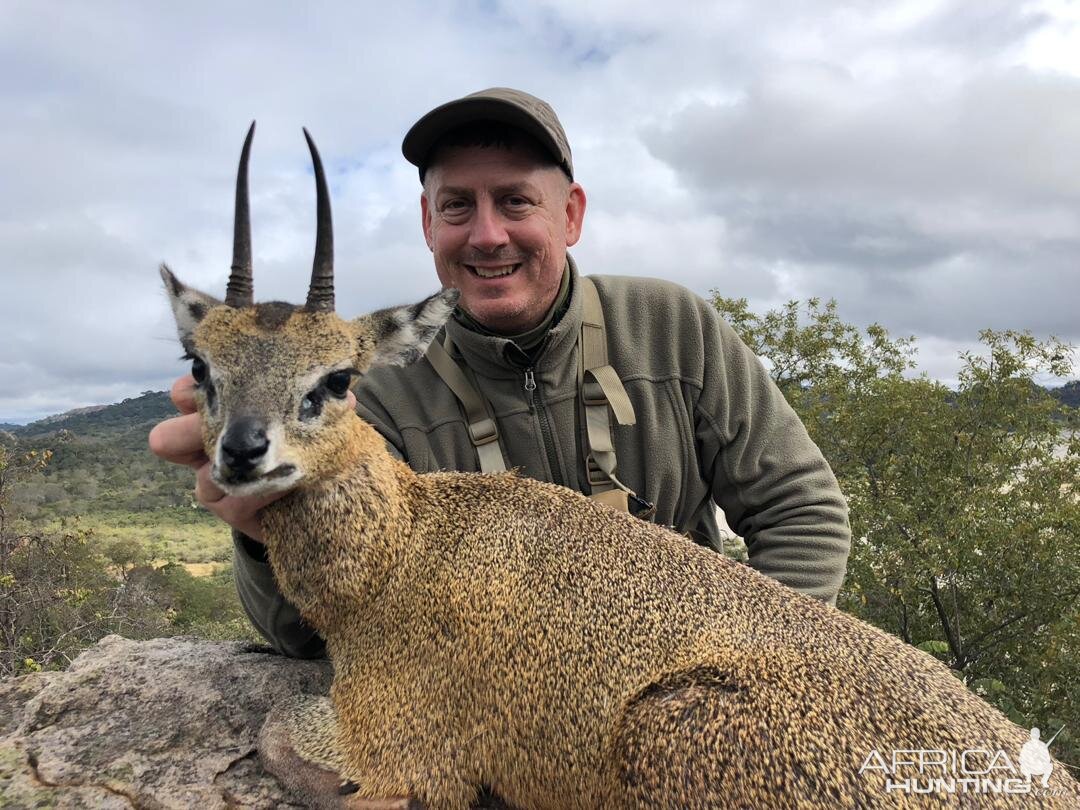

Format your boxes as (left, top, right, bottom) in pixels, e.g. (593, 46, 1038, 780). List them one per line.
(402, 87, 573, 181)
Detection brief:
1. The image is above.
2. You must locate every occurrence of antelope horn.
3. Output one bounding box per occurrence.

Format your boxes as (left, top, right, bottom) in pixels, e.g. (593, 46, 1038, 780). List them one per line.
(225, 121, 256, 308)
(303, 128, 334, 313)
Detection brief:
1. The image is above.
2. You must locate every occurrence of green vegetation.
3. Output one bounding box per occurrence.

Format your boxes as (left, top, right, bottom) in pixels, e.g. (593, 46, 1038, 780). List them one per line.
(0, 394, 255, 679)
(41, 509, 232, 565)
(3, 324, 1079, 772)
(713, 295, 1080, 770)
(9, 394, 198, 520)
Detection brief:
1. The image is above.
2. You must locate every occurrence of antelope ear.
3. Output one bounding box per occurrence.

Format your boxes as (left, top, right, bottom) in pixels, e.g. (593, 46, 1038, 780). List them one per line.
(160, 264, 223, 351)
(356, 288, 459, 367)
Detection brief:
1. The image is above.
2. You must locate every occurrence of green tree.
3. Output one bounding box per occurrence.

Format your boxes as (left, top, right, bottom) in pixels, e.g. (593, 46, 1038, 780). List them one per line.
(0, 448, 260, 677)
(713, 295, 1080, 770)
(0, 445, 173, 676)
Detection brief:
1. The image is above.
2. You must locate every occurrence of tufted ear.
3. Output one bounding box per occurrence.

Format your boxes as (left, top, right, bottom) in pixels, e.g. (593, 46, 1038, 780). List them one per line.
(356, 288, 459, 367)
(160, 264, 223, 352)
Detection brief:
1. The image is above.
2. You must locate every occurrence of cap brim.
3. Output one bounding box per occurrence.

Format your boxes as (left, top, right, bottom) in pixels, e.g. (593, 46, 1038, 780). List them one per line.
(402, 97, 567, 178)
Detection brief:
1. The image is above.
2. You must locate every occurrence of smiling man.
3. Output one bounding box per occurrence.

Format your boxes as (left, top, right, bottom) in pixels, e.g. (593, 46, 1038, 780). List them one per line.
(150, 88, 851, 658)
(419, 126, 583, 334)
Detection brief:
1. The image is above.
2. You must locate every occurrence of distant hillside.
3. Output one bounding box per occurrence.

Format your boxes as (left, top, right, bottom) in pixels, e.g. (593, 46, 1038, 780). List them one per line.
(31, 404, 110, 426)
(2, 376, 1076, 521)
(1051, 380, 1080, 409)
(2, 390, 197, 519)
(14, 391, 176, 439)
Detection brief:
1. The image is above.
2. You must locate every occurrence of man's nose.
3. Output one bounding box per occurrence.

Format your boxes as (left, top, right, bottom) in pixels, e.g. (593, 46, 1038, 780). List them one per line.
(468, 200, 509, 253)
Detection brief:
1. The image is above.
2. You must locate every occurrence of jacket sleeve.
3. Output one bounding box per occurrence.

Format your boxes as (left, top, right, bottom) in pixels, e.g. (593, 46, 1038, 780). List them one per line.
(695, 304, 851, 605)
(232, 531, 326, 658)
(231, 388, 407, 657)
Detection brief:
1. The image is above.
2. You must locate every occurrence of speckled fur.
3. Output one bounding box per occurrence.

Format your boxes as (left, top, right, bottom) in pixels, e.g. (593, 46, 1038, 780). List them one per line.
(172, 287, 1079, 809)
(190, 303, 372, 481)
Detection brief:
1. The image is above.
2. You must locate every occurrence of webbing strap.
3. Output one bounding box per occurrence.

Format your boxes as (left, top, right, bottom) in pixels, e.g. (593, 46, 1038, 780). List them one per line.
(425, 336, 506, 472)
(579, 278, 636, 497)
(424, 277, 640, 514)
(585, 366, 636, 426)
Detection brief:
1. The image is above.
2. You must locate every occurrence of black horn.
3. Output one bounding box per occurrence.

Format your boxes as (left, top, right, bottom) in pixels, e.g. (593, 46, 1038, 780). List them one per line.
(225, 121, 256, 308)
(303, 128, 334, 313)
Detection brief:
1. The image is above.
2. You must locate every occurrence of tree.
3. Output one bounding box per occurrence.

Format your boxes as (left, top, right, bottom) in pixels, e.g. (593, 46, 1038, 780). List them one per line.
(712, 295, 1080, 770)
(0, 444, 173, 676)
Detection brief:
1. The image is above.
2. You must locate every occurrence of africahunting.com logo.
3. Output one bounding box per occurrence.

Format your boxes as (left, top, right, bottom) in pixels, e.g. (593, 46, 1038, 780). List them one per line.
(859, 727, 1069, 797)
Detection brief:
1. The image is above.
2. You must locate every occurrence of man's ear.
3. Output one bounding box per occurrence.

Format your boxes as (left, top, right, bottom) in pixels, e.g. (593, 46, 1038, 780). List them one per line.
(564, 182, 586, 247)
(356, 288, 460, 367)
(160, 264, 222, 350)
(420, 193, 434, 251)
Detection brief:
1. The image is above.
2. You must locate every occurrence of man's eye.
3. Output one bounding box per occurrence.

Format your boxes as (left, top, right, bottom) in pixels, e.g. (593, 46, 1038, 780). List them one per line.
(326, 371, 351, 397)
(191, 358, 207, 384)
(441, 199, 469, 214)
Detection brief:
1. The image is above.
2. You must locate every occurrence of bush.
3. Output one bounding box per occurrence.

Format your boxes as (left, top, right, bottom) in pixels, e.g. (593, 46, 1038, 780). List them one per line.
(713, 295, 1080, 769)
(0, 445, 258, 678)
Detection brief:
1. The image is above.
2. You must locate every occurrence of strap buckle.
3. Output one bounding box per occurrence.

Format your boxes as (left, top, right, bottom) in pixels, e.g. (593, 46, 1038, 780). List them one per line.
(629, 493, 656, 520)
(468, 417, 499, 446)
(582, 379, 606, 406)
(586, 455, 609, 486)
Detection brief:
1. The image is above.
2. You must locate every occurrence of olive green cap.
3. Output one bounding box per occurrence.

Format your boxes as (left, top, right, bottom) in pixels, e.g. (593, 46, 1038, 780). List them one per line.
(402, 87, 574, 181)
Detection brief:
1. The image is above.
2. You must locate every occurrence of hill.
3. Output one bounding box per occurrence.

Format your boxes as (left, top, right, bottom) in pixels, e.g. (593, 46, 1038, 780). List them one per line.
(7, 392, 182, 503)
(1052, 380, 1080, 408)
(13, 391, 176, 439)
(4, 378, 1076, 528)
(2, 390, 228, 565)
(4, 391, 189, 512)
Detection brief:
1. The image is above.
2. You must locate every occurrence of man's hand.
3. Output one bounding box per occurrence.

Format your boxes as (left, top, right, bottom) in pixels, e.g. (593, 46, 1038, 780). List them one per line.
(149, 375, 355, 543)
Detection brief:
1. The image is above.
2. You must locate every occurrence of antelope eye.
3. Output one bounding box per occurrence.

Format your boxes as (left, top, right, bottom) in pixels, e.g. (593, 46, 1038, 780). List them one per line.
(300, 392, 322, 421)
(326, 371, 351, 397)
(191, 358, 207, 384)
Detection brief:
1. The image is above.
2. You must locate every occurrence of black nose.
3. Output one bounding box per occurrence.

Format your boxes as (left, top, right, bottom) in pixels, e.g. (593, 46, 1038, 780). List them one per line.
(220, 419, 269, 473)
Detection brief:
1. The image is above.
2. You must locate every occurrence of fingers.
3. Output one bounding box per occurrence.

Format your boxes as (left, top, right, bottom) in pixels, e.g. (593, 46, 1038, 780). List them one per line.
(148, 412, 207, 468)
(149, 375, 205, 466)
(195, 463, 286, 544)
(194, 462, 226, 505)
(170, 374, 197, 413)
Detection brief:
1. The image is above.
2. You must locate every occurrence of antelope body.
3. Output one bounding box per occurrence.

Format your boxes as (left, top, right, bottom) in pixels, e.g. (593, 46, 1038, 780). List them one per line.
(161, 126, 1080, 809)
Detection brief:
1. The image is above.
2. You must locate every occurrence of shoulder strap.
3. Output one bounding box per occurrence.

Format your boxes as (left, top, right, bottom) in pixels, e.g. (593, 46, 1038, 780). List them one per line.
(423, 280, 644, 516)
(578, 277, 636, 499)
(425, 336, 507, 473)
(579, 278, 635, 423)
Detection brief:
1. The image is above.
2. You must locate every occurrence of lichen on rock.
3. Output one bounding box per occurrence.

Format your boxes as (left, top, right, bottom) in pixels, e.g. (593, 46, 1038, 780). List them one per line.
(0, 634, 333, 809)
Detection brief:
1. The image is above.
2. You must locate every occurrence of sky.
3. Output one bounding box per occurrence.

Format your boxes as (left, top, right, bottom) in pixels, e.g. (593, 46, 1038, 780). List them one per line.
(2, 0, 1079, 423)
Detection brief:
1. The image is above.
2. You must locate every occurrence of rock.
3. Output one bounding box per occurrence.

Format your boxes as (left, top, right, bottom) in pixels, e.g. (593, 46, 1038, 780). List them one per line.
(0, 634, 333, 809)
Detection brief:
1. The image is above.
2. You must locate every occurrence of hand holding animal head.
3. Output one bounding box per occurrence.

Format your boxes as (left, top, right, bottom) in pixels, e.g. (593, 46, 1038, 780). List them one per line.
(161, 123, 457, 498)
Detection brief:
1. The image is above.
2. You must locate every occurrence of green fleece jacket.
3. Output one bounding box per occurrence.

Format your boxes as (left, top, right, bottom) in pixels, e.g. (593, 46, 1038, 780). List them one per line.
(232, 257, 851, 657)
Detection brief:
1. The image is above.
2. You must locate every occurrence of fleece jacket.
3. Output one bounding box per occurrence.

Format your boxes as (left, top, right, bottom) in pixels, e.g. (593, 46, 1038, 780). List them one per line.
(232, 256, 851, 657)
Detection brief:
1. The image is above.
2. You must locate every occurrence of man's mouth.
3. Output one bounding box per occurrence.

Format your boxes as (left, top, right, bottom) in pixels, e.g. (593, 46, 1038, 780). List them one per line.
(466, 263, 521, 279)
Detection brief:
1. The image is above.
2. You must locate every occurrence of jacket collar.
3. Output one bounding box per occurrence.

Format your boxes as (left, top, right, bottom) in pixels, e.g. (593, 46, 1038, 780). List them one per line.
(444, 254, 584, 380)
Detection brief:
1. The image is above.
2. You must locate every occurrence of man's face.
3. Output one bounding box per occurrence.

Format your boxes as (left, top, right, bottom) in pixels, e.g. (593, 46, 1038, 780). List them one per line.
(421, 144, 586, 334)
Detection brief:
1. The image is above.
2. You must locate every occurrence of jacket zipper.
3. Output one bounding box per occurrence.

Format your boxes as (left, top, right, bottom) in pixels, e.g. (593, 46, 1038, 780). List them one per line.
(524, 368, 565, 488)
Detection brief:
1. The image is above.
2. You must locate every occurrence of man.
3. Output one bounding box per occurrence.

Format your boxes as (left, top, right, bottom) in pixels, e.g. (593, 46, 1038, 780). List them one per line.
(150, 88, 851, 658)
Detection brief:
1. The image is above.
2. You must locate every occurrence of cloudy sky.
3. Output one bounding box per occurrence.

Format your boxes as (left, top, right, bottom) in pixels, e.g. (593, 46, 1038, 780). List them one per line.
(2, 0, 1078, 423)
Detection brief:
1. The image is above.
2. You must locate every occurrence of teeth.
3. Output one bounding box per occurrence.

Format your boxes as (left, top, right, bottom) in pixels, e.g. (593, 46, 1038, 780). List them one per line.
(470, 264, 517, 278)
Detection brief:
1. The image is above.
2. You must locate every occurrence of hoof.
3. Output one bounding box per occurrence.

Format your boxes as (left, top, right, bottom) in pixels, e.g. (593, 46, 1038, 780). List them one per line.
(258, 696, 419, 809)
(258, 696, 514, 810)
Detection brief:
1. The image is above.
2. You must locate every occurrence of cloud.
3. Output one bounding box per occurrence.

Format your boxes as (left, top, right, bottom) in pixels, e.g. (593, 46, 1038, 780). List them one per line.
(1, 0, 1078, 422)
(640, 63, 1080, 347)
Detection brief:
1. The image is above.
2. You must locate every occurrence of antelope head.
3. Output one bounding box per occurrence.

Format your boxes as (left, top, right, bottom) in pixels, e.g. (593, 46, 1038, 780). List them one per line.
(161, 123, 457, 496)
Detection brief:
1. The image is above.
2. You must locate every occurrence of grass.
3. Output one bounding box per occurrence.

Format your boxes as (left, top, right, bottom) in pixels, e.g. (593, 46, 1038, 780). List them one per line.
(41, 507, 232, 568)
